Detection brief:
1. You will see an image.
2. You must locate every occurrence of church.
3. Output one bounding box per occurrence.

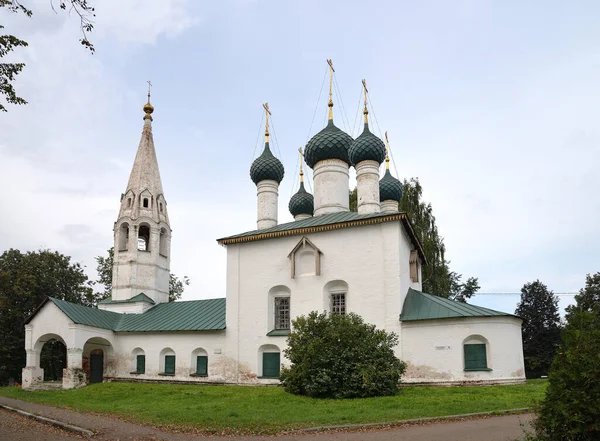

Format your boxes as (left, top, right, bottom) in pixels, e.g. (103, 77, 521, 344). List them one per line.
(22, 68, 525, 389)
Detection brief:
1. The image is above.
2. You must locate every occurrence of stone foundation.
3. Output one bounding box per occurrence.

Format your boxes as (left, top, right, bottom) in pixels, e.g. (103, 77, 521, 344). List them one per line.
(21, 367, 44, 390)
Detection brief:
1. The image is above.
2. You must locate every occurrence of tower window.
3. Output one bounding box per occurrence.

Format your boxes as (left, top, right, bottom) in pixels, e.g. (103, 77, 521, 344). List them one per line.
(160, 203, 163, 213)
(143, 198, 149, 208)
(138, 224, 150, 251)
(127, 198, 132, 208)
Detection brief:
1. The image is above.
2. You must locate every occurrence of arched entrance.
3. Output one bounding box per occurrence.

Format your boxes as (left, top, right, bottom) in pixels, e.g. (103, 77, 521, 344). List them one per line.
(39, 338, 67, 382)
(83, 337, 114, 385)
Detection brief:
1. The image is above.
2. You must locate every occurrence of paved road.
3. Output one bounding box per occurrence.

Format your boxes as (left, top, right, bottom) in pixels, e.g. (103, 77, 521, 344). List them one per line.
(0, 396, 533, 441)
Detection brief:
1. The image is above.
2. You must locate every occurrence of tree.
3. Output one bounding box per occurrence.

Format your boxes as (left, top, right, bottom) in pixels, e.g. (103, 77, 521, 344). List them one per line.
(280, 311, 407, 399)
(94, 247, 190, 302)
(531, 307, 600, 440)
(514, 280, 561, 378)
(0, 249, 98, 384)
(350, 178, 479, 300)
(567, 272, 600, 317)
(1, 0, 95, 112)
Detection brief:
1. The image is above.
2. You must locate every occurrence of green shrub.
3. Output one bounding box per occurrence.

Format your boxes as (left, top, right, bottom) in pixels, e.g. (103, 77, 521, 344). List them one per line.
(280, 311, 406, 399)
(532, 308, 600, 440)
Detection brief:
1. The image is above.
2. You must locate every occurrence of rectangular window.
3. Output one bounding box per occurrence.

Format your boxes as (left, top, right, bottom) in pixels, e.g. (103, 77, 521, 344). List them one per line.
(331, 293, 346, 315)
(164, 355, 176, 374)
(262, 352, 280, 378)
(196, 356, 208, 376)
(136, 355, 145, 374)
(274, 297, 290, 330)
(464, 344, 488, 370)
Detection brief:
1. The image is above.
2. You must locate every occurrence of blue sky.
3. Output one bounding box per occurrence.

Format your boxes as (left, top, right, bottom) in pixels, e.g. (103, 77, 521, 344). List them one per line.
(2, 0, 600, 314)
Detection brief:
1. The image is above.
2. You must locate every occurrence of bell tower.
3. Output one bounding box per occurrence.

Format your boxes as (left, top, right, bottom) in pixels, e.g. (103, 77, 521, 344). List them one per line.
(103, 86, 171, 311)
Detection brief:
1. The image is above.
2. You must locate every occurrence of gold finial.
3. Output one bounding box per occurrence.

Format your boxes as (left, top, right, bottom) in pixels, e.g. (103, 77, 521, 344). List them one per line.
(143, 80, 154, 120)
(384, 131, 390, 170)
(298, 147, 304, 183)
(263, 102, 271, 143)
(362, 79, 369, 124)
(327, 59, 335, 120)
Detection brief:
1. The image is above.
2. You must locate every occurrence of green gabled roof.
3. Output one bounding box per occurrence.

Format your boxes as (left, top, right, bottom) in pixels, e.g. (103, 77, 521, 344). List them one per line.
(217, 211, 427, 264)
(400, 288, 517, 322)
(98, 293, 155, 305)
(47, 297, 123, 330)
(115, 298, 226, 332)
(27, 297, 226, 332)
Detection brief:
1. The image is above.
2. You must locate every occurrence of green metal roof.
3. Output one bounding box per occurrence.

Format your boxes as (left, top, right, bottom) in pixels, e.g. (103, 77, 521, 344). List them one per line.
(115, 298, 226, 332)
(400, 288, 517, 322)
(98, 293, 155, 305)
(217, 211, 427, 264)
(47, 298, 122, 330)
(27, 297, 226, 332)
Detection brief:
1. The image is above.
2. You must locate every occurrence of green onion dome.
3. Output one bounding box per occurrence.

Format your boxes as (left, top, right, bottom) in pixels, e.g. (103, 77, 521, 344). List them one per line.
(250, 142, 285, 185)
(289, 182, 314, 217)
(304, 120, 353, 169)
(348, 123, 386, 166)
(379, 169, 403, 202)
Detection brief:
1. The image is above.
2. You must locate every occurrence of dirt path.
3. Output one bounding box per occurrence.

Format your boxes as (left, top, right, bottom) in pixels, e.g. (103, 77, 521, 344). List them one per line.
(0, 396, 533, 441)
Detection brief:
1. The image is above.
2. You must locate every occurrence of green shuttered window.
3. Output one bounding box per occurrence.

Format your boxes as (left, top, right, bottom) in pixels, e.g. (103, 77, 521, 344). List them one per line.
(196, 356, 208, 376)
(136, 355, 145, 374)
(165, 355, 176, 374)
(464, 344, 488, 370)
(262, 352, 280, 378)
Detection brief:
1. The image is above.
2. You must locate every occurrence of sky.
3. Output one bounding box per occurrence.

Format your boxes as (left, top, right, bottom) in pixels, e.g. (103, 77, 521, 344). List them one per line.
(1, 0, 599, 315)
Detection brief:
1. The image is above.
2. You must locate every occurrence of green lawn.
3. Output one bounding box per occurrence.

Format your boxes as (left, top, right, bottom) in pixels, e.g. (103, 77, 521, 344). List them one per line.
(0, 380, 546, 435)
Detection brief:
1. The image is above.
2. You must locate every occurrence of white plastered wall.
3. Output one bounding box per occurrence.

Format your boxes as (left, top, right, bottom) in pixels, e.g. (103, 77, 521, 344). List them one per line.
(401, 316, 525, 384)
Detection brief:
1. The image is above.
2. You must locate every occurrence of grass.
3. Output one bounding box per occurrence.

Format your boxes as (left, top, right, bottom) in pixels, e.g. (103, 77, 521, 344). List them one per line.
(0, 380, 547, 435)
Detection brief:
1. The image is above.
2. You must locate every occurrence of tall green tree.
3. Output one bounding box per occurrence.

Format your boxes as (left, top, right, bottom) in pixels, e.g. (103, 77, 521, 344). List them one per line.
(0, 249, 98, 384)
(95, 247, 190, 302)
(350, 178, 479, 300)
(1, 0, 95, 112)
(531, 275, 600, 440)
(514, 280, 561, 378)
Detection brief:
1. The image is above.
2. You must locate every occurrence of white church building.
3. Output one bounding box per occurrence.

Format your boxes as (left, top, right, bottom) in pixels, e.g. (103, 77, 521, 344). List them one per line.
(22, 78, 525, 389)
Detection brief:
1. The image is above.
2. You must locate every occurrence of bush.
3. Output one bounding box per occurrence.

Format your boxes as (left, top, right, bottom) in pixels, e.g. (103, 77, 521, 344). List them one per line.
(280, 311, 406, 399)
(532, 307, 600, 440)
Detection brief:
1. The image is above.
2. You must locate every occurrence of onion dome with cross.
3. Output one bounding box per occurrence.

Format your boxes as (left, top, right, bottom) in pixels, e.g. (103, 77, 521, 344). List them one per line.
(348, 80, 386, 166)
(250, 103, 285, 185)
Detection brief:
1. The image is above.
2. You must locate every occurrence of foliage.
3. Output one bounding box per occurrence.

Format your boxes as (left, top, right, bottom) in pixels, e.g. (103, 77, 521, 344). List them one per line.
(567, 272, 600, 318)
(350, 178, 479, 300)
(280, 311, 406, 399)
(95, 247, 190, 302)
(531, 307, 600, 440)
(514, 280, 561, 378)
(0, 249, 98, 384)
(0, 0, 95, 112)
(0, 380, 547, 435)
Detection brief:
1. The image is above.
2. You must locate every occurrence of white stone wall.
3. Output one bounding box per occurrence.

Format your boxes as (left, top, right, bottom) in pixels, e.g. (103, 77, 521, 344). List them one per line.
(401, 316, 525, 383)
(355, 160, 381, 214)
(313, 159, 350, 215)
(256, 180, 279, 230)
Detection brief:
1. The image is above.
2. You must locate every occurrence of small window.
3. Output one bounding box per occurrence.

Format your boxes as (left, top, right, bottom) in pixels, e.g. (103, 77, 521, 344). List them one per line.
(331, 293, 346, 315)
(196, 356, 208, 376)
(464, 344, 488, 371)
(160, 202, 163, 213)
(164, 355, 176, 375)
(136, 355, 145, 374)
(262, 352, 280, 378)
(143, 198, 149, 208)
(274, 297, 290, 330)
(127, 198, 132, 208)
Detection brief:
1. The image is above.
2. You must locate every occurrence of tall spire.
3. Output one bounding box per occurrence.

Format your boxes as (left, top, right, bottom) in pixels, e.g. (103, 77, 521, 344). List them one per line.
(327, 59, 335, 120)
(362, 79, 369, 125)
(384, 131, 390, 170)
(263, 102, 271, 143)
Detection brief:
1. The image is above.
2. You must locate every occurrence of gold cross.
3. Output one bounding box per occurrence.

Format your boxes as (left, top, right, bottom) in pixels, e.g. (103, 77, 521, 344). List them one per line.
(147, 80, 152, 96)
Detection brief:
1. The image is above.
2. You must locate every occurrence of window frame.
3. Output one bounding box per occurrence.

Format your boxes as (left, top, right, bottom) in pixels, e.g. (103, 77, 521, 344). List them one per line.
(274, 296, 290, 330)
(463, 343, 491, 371)
(164, 355, 176, 375)
(262, 352, 280, 378)
(195, 355, 208, 376)
(136, 354, 145, 374)
(331, 292, 346, 315)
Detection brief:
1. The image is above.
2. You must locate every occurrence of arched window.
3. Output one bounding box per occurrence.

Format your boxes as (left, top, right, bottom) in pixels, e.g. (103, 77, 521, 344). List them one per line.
(159, 348, 176, 375)
(138, 224, 150, 251)
(268, 286, 291, 333)
(463, 335, 491, 371)
(191, 348, 208, 377)
(118, 223, 129, 251)
(258, 344, 281, 378)
(159, 228, 168, 257)
(323, 280, 348, 315)
(131, 348, 145, 374)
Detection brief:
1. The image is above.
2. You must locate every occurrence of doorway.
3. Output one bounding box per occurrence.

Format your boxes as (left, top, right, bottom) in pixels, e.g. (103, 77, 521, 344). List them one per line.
(89, 350, 104, 384)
